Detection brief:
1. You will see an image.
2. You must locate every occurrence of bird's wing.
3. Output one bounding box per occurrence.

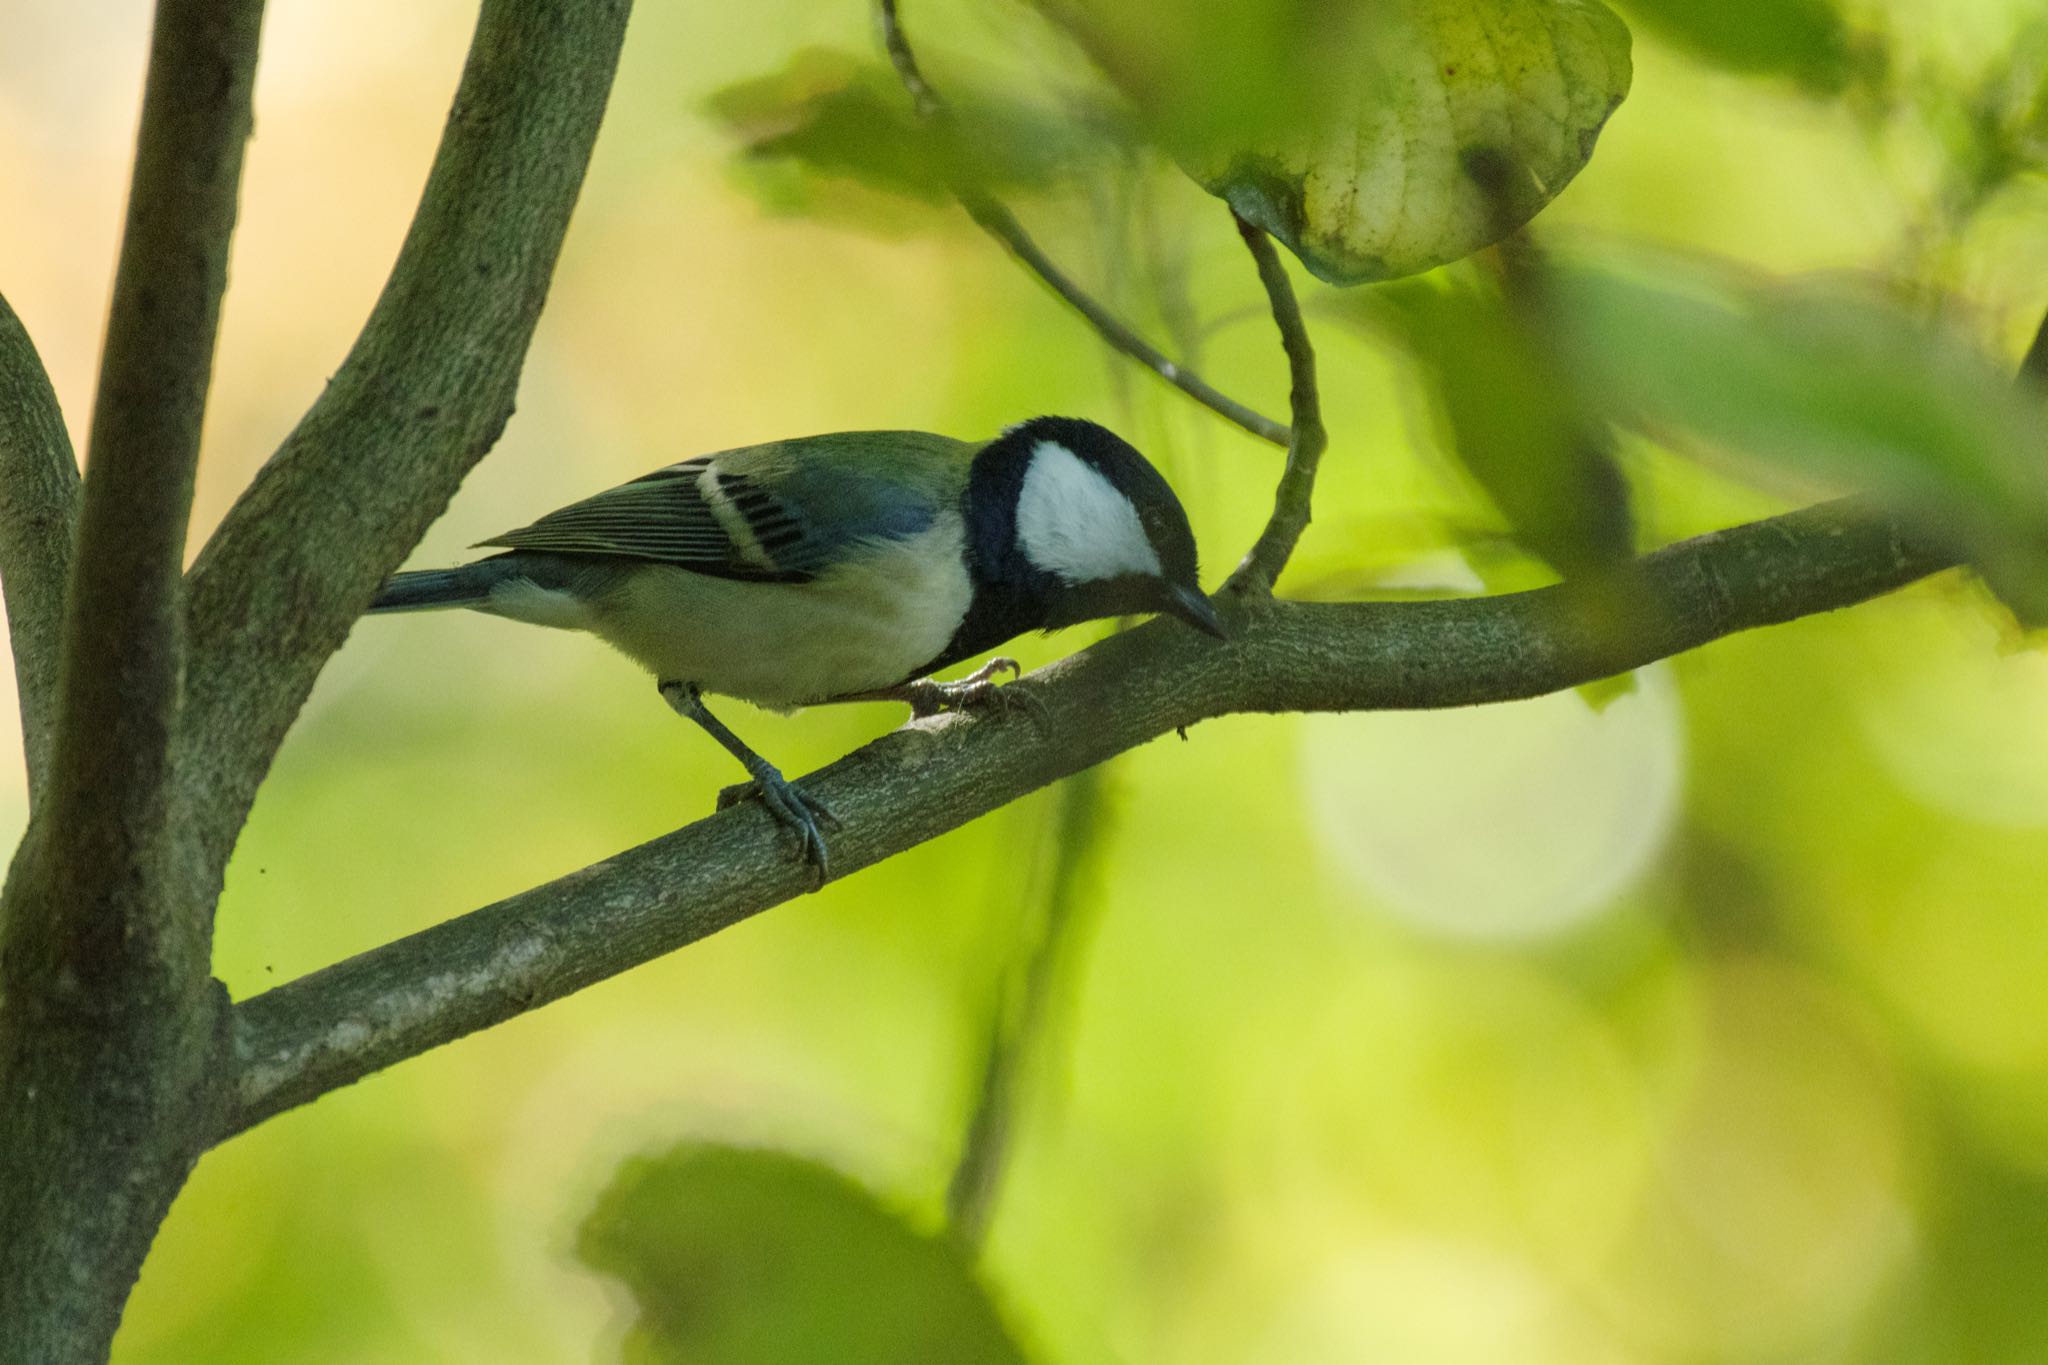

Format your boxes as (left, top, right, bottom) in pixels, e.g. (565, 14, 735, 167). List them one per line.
(479, 432, 970, 583)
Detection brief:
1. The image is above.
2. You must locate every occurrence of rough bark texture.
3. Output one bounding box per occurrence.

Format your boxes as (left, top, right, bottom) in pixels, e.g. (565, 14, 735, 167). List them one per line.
(0, 292, 80, 806)
(225, 499, 1952, 1136)
(0, 1, 265, 1359)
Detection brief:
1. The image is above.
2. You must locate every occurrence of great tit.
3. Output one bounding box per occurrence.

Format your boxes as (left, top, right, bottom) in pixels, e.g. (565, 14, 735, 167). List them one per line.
(369, 415, 1224, 874)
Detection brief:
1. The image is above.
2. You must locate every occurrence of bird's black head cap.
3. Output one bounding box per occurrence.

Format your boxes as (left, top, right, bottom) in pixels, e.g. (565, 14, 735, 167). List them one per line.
(937, 417, 1222, 671)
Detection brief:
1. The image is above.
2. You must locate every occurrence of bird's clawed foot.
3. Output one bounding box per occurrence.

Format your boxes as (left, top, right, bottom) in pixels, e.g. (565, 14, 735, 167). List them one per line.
(662, 679, 841, 883)
(717, 770, 841, 882)
(897, 657, 1045, 725)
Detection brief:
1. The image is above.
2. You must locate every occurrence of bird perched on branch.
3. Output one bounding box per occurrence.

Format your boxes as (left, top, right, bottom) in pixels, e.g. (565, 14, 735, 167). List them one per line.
(368, 416, 1225, 878)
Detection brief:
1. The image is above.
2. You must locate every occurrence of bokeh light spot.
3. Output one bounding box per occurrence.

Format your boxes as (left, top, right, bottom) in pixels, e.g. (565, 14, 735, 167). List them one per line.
(1301, 663, 1687, 939)
(1250, 1240, 1629, 1365)
(1856, 596, 2048, 827)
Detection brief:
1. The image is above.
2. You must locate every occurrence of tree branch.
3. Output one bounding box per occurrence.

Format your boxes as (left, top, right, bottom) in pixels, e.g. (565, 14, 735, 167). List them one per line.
(32, 0, 264, 932)
(876, 0, 1289, 448)
(962, 196, 1292, 446)
(178, 0, 632, 899)
(223, 498, 1949, 1139)
(1226, 216, 1328, 594)
(876, 0, 943, 119)
(0, 291, 80, 807)
(1, 0, 264, 1355)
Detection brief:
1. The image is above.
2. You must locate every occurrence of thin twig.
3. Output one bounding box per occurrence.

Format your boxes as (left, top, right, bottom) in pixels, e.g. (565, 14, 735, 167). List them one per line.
(945, 771, 1109, 1253)
(0, 292, 80, 806)
(962, 196, 1292, 446)
(224, 498, 1951, 1139)
(875, 0, 1289, 448)
(1226, 216, 1328, 594)
(878, 0, 942, 118)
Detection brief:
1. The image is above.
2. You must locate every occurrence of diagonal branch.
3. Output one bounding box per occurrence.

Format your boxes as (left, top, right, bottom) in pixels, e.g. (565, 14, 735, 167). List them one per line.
(178, 0, 633, 898)
(224, 497, 1950, 1139)
(0, 292, 80, 807)
(876, 0, 1289, 448)
(959, 197, 1292, 446)
(1226, 215, 1328, 594)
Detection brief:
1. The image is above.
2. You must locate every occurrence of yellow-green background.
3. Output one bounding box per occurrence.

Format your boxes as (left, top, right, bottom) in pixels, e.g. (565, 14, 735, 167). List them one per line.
(4, 1, 2048, 1360)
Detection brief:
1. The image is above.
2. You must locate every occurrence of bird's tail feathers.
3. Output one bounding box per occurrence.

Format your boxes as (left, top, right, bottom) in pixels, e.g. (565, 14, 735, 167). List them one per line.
(368, 565, 499, 614)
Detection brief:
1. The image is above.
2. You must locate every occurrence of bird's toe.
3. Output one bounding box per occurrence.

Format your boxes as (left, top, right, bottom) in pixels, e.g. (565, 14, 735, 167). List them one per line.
(753, 771, 837, 884)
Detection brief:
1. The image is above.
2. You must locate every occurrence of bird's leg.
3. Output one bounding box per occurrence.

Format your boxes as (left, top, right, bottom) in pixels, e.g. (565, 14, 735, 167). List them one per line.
(659, 680, 839, 881)
(834, 656, 1042, 722)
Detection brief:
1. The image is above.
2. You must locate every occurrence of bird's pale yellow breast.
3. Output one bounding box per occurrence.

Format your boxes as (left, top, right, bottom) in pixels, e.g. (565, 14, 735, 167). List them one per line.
(585, 514, 973, 709)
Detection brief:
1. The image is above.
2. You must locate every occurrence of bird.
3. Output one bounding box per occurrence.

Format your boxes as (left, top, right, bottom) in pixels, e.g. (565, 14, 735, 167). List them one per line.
(367, 415, 1226, 877)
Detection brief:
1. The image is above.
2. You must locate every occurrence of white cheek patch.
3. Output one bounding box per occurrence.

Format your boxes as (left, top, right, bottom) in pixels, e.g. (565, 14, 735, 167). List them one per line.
(1015, 440, 1162, 584)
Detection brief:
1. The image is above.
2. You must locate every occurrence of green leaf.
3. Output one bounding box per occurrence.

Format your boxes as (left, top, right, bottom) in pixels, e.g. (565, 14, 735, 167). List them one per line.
(1991, 17, 2048, 175)
(578, 1143, 1032, 1365)
(705, 49, 1098, 211)
(1035, 0, 1632, 283)
(1576, 670, 1640, 711)
(1550, 255, 2048, 621)
(1364, 276, 1634, 581)
(1607, 0, 1851, 92)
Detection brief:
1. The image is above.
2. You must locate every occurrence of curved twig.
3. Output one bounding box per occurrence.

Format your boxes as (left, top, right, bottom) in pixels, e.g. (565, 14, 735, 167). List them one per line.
(876, 0, 1289, 448)
(1225, 216, 1328, 594)
(224, 498, 1950, 1138)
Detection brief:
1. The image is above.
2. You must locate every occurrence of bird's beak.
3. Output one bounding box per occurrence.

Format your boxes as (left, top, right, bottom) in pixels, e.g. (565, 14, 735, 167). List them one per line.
(1164, 582, 1228, 640)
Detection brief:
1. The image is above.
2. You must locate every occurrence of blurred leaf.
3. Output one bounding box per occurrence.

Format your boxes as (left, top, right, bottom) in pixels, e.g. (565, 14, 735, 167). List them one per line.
(579, 1143, 1031, 1365)
(706, 48, 1101, 212)
(1363, 275, 1635, 580)
(1550, 256, 2048, 621)
(1034, 0, 1631, 283)
(1608, 0, 1851, 93)
(1577, 670, 1640, 710)
(1026, 0, 1342, 153)
(1988, 17, 2048, 175)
